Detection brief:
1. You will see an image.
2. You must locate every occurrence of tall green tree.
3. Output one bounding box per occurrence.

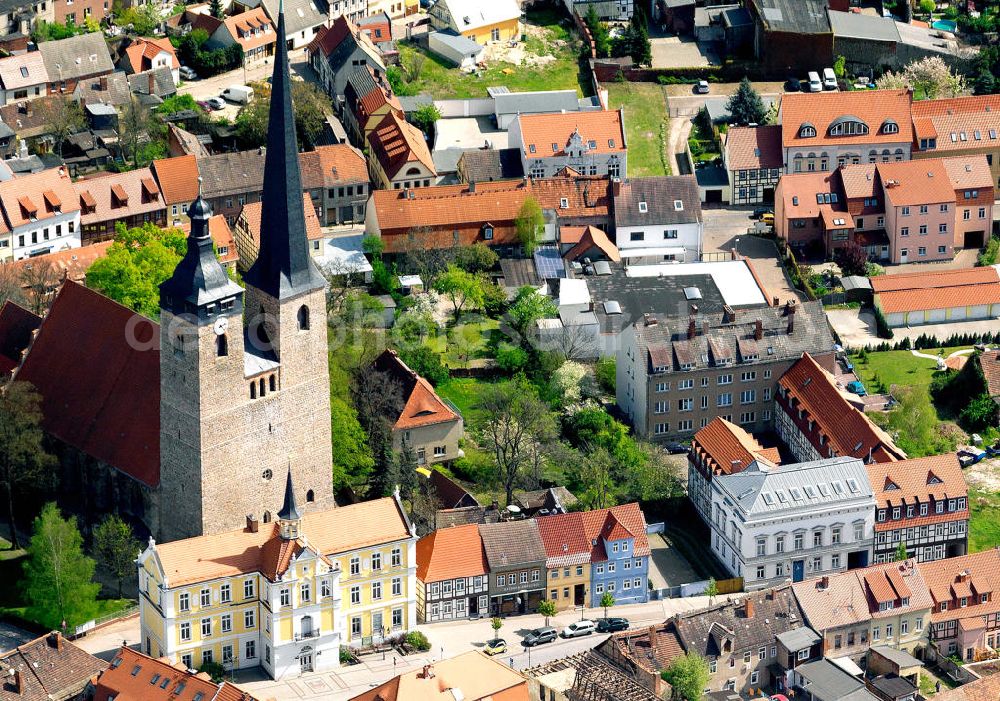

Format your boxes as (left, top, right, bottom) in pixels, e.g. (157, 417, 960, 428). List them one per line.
(627, 13, 652, 66)
(507, 286, 558, 337)
(23, 503, 100, 630)
(894, 541, 908, 562)
(235, 81, 332, 150)
(93, 514, 141, 599)
(433, 265, 485, 321)
(725, 78, 767, 125)
(515, 198, 544, 255)
(584, 5, 611, 58)
(38, 97, 86, 158)
(85, 223, 187, 318)
(119, 95, 167, 169)
(662, 652, 711, 701)
(209, 0, 222, 18)
(538, 599, 556, 626)
(0, 382, 56, 549)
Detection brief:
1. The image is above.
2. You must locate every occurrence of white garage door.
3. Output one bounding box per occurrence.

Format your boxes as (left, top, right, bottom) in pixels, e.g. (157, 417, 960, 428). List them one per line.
(951, 307, 968, 321)
(888, 313, 906, 327)
(969, 304, 989, 319)
(926, 309, 947, 323)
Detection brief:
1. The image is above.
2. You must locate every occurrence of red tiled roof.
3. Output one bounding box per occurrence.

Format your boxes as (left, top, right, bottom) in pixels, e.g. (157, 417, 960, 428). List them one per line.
(6, 240, 112, 283)
(74, 167, 166, 226)
(692, 417, 778, 476)
(367, 111, 435, 180)
(580, 503, 650, 559)
(516, 110, 626, 157)
(877, 159, 954, 206)
(314, 144, 368, 185)
(866, 453, 966, 510)
(872, 267, 1000, 314)
(416, 523, 487, 582)
(0, 632, 105, 701)
(780, 89, 913, 149)
(223, 8, 276, 51)
(981, 349, 1000, 398)
(918, 549, 1000, 624)
(12, 281, 160, 486)
(94, 647, 258, 701)
(123, 37, 179, 73)
(372, 349, 460, 430)
(563, 225, 619, 262)
(0, 168, 79, 233)
(935, 673, 1000, 701)
(724, 125, 783, 171)
(536, 512, 592, 567)
(911, 94, 1000, 153)
(778, 353, 905, 463)
(776, 170, 842, 220)
(151, 155, 200, 205)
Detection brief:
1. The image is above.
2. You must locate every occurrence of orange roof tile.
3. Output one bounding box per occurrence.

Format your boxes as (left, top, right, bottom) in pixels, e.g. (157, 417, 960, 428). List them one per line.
(724, 125, 783, 171)
(935, 670, 1000, 701)
(6, 240, 111, 283)
(877, 159, 953, 206)
(866, 453, 966, 510)
(536, 512, 592, 567)
(0, 168, 79, 233)
(559, 226, 587, 244)
(940, 155, 994, 192)
(563, 225, 619, 262)
(367, 111, 435, 180)
(982, 349, 1000, 398)
(416, 523, 487, 582)
(151, 155, 200, 205)
(155, 497, 413, 586)
(94, 646, 259, 701)
(223, 8, 276, 51)
(123, 37, 180, 73)
(872, 267, 1000, 314)
(779, 353, 905, 462)
(692, 417, 778, 476)
(372, 350, 460, 430)
(780, 89, 913, 149)
(350, 651, 528, 701)
(580, 503, 650, 559)
(516, 110, 626, 157)
(238, 193, 322, 252)
(73, 168, 166, 226)
(917, 549, 1000, 625)
(776, 170, 842, 220)
(314, 143, 368, 185)
(911, 94, 1000, 153)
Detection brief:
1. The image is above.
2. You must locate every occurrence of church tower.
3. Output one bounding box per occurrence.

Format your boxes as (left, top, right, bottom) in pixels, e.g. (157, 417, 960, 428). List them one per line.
(157, 2, 334, 542)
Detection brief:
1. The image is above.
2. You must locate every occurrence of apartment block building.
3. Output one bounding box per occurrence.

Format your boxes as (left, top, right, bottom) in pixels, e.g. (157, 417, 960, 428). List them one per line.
(617, 300, 836, 441)
(709, 456, 876, 590)
(867, 454, 969, 564)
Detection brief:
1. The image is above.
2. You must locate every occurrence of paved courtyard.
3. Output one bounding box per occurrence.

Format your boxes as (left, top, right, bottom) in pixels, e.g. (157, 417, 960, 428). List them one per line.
(827, 307, 1000, 349)
(650, 34, 719, 68)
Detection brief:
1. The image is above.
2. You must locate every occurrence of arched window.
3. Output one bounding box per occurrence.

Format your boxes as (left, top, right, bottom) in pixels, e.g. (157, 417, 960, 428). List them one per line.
(798, 123, 816, 138)
(882, 119, 899, 134)
(269, 374, 276, 392)
(259, 378, 266, 396)
(297, 304, 310, 330)
(250, 383, 257, 399)
(216, 334, 228, 357)
(306, 489, 315, 503)
(405, 166, 421, 176)
(262, 511, 271, 523)
(252, 306, 271, 351)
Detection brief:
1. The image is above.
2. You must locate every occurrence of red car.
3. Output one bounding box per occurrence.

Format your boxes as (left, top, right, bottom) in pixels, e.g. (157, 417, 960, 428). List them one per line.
(770, 694, 790, 701)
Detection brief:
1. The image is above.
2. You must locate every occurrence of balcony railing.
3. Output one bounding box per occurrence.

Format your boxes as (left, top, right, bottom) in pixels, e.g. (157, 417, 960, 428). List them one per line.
(295, 629, 320, 641)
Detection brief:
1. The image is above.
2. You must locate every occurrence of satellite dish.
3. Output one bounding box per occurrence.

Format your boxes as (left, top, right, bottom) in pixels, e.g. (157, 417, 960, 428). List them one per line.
(506, 504, 521, 514)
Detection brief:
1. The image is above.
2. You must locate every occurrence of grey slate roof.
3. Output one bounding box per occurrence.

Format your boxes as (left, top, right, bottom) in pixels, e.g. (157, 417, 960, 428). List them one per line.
(750, 0, 831, 34)
(493, 89, 582, 117)
(74, 70, 131, 106)
(870, 675, 918, 700)
(526, 651, 660, 701)
(673, 586, 806, 658)
(38, 33, 114, 83)
(614, 176, 702, 227)
(127, 67, 176, 98)
(828, 9, 900, 42)
(714, 456, 873, 517)
(631, 300, 835, 375)
(398, 93, 435, 113)
(458, 147, 523, 183)
(775, 626, 822, 651)
(255, 0, 328, 37)
(428, 29, 482, 58)
(478, 519, 546, 569)
(794, 659, 875, 701)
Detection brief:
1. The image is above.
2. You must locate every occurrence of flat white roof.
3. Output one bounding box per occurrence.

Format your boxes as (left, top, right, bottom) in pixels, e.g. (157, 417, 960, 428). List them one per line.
(315, 235, 373, 275)
(558, 278, 591, 307)
(619, 246, 688, 258)
(625, 260, 767, 307)
(398, 274, 423, 286)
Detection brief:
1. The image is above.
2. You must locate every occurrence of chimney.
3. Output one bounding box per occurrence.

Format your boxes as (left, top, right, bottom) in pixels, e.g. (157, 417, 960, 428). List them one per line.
(148, 72, 156, 94)
(688, 316, 696, 339)
(702, 321, 709, 336)
(745, 598, 755, 619)
(787, 316, 795, 335)
(819, 576, 830, 590)
(245, 514, 258, 533)
(644, 313, 657, 326)
(754, 319, 763, 340)
(772, 296, 779, 307)
(10, 669, 20, 695)
(648, 625, 658, 643)
(469, 180, 476, 193)
(48, 631, 62, 651)
(421, 664, 435, 679)
(784, 300, 797, 316)
(99, 75, 108, 91)
(722, 305, 736, 323)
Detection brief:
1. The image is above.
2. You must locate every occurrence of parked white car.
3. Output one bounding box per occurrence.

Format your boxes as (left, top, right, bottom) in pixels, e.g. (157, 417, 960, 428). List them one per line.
(807, 71, 823, 92)
(560, 620, 597, 638)
(823, 67, 837, 90)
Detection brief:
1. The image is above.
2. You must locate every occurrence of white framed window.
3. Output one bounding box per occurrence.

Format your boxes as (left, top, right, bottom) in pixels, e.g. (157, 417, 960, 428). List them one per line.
(244, 609, 255, 629)
(179, 622, 190, 641)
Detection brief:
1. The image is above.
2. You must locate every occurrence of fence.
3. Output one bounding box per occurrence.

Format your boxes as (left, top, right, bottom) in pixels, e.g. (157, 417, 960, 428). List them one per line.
(650, 576, 744, 600)
(75, 604, 140, 636)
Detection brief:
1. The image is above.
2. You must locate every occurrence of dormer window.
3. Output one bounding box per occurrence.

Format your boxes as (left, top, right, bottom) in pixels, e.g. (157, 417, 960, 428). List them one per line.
(829, 117, 869, 136)
(560, 197, 568, 209)
(799, 123, 816, 138)
(881, 119, 899, 135)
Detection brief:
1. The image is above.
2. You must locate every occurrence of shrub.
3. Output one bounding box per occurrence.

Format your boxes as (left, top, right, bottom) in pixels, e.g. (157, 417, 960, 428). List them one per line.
(496, 342, 529, 373)
(404, 631, 431, 651)
(198, 661, 225, 682)
(595, 357, 616, 393)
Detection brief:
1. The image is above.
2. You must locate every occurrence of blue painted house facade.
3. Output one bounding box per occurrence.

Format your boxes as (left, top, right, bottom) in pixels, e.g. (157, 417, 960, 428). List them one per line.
(584, 505, 651, 607)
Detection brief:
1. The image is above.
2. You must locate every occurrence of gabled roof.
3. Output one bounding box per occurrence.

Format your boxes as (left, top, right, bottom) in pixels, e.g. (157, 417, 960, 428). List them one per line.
(0, 51, 48, 90)
(934, 672, 1000, 701)
(307, 16, 383, 73)
(872, 266, 1000, 314)
(38, 32, 114, 82)
(780, 90, 913, 149)
(536, 512, 592, 567)
(563, 225, 619, 263)
(478, 519, 546, 569)
(350, 650, 527, 701)
(911, 94, 1000, 154)
(93, 647, 258, 701)
(613, 176, 701, 227)
(12, 281, 160, 486)
(865, 453, 967, 511)
(122, 37, 180, 74)
(877, 159, 953, 206)
(416, 523, 488, 582)
(155, 496, 413, 586)
(372, 349, 461, 430)
(151, 154, 200, 205)
(580, 503, 650, 558)
(724, 125, 783, 171)
(0, 632, 105, 701)
(778, 353, 905, 463)
(692, 417, 778, 476)
(367, 111, 436, 179)
(221, 8, 276, 51)
(256, 0, 327, 36)
(917, 549, 1000, 623)
(981, 349, 1000, 398)
(0, 167, 79, 234)
(516, 110, 626, 158)
(74, 167, 164, 225)
(436, 0, 521, 33)
(940, 154, 994, 191)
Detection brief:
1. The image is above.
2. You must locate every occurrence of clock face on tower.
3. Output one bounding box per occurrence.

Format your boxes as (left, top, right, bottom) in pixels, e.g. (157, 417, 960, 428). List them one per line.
(214, 316, 229, 336)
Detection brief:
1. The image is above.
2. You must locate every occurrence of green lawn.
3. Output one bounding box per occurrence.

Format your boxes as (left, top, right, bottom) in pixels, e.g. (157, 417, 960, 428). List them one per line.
(604, 82, 670, 177)
(397, 8, 586, 99)
(423, 319, 501, 368)
(969, 485, 1000, 554)
(688, 114, 720, 163)
(850, 346, 972, 394)
(437, 377, 494, 422)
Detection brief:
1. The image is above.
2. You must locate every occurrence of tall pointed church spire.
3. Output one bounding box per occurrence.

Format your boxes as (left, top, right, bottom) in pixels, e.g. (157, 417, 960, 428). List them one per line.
(160, 177, 244, 320)
(242, 0, 325, 300)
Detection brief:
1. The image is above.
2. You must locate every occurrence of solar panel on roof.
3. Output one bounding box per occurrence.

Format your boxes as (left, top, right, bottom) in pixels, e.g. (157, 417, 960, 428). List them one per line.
(533, 247, 565, 280)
